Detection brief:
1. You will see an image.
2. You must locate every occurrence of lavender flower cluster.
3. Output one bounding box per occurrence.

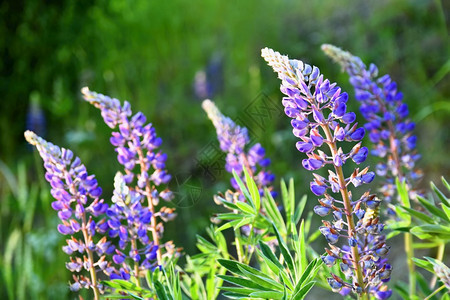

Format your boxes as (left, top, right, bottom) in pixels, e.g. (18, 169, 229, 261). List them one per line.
(202, 99, 276, 198)
(262, 48, 391, 299)
(26, 88, 178, 298)
(82, 88, 178, 270)
(24, 131, 115, 296)
(322, 44, 422, 216)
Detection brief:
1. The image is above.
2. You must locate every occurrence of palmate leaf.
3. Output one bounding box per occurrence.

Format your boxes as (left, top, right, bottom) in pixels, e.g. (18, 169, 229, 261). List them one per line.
(291, 281, 315, 300)
(263, 187, 287, 237)
(272, 223, 297, 280)
(410, 224, 450, 240)
(237, 265, 284, 291)
(432, 179, 450, 207)
(249, 290, 285, 299)
(399, 206, 435, 223)
(232, 169, 253, 207)
(218, 274, 270, 291)
(416, 195, 450, 223)
(244, 166, 261, 212)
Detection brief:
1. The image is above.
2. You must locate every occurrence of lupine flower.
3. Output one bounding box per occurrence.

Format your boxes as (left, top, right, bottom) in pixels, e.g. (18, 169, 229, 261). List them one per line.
(26, 95, 46, 137)
(262, 48, 391, 298)
(82, 87, 177, 266)
(322, 44, 422, 216)
(25, 131, 114, 299)
(193, 54, 224, 100)
(107, 172, 159, 280)
(202, 99, 276, 198)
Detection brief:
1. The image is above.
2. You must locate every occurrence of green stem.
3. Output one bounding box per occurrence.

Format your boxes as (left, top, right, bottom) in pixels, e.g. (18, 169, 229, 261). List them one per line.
(405, 232, 416, 297)
(424, 284, 446, 300)
(430, 243, 445, 288)
(322, 125, 368, 299)
(234, 230, 244, 263)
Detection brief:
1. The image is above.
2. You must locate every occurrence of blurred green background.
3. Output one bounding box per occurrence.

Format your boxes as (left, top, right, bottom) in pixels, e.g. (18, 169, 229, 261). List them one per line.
(1, 0, 449, 299)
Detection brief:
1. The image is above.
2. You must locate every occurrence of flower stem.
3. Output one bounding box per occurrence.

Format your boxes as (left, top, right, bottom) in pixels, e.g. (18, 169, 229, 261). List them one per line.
(81, 214, 100, 300)
(405, 232, 416, 297)
(430, 243, 445, 288)
(322, 124, 368, 299)
(137, 147, 163, 265)
(234, 230, 244, 263)
(424, 284, 446, 300)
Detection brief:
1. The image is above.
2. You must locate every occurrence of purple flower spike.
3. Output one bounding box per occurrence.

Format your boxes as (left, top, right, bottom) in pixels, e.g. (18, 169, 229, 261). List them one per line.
(263, 47, 391, 299)
(202, 100, 276, 199)
(106, 172, 159, 276)
(83, 88, 178, 266)
(25, 131, 114, 296)
(322, 44, 422, 215)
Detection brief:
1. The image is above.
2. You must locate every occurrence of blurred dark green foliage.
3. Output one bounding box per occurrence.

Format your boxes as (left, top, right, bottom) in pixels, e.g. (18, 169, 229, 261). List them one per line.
(0, 0, 448, 299)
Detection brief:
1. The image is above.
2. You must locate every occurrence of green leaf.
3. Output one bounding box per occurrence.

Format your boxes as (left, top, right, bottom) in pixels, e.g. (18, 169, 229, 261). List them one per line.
(154, 280, 170, 300)
(232, 169, 252, 204)
(410, 224, 450, 240)
(237, 265, 284, 291)
(298, 220, 307, 274)
(442, 204, 450, 221)
(394, 282, 409, 300)
(272, 223, 296, 280)
(235, 201, 256, 215)
(442, 177, 450, 192)
(412, 258, 434, 273)
(216, 213, 246, 220)
(278, 270, 295, 291)
(244, 167, 260, 212)
(263, 188, 287, 235)
(415, 271, 432, 296)
(249, 290, 284, 299)
(220, 286, 254, 296)
(399, 206, 435, 224)
(293, 195, 307, 227)
(281, 179, 292, 226)
(216, 217, 251, 232)
(292, 281, 315, 300)
(220, 199, 240, 210)
(417, 195, 449, 222)
(256, 248, 281, 276)
(396, 178, 411, 223)
(294, 259, 322, 293)
(258, 241, 284, 270)
(218, 275, 269, 291)
(432, 181, 450, 207)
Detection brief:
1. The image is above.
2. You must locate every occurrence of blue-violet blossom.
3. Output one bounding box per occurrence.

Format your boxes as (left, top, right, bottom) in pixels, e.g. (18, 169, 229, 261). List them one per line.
(202, 99, 276, 198)
(25, 131, 114, 298)
(262, 48, 391, 299)
(322, 44, 422, 216)
(82, 88, 178, 266)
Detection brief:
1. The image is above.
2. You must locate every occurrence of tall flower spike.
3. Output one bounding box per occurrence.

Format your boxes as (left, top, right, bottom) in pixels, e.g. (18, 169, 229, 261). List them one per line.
(107, 172, 159, 281)
(82, 87, 177, 266)
(202, 99, 276, 198)
(262, 48, 391, 299)
(25, 131, 114, 299)
(322, 44, 422, 217)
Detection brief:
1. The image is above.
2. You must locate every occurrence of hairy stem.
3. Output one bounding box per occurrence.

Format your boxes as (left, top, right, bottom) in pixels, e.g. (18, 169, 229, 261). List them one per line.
(81, 214, 100, 300)
(136, 147, 162, 265)
(322, 124, 368, 299)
